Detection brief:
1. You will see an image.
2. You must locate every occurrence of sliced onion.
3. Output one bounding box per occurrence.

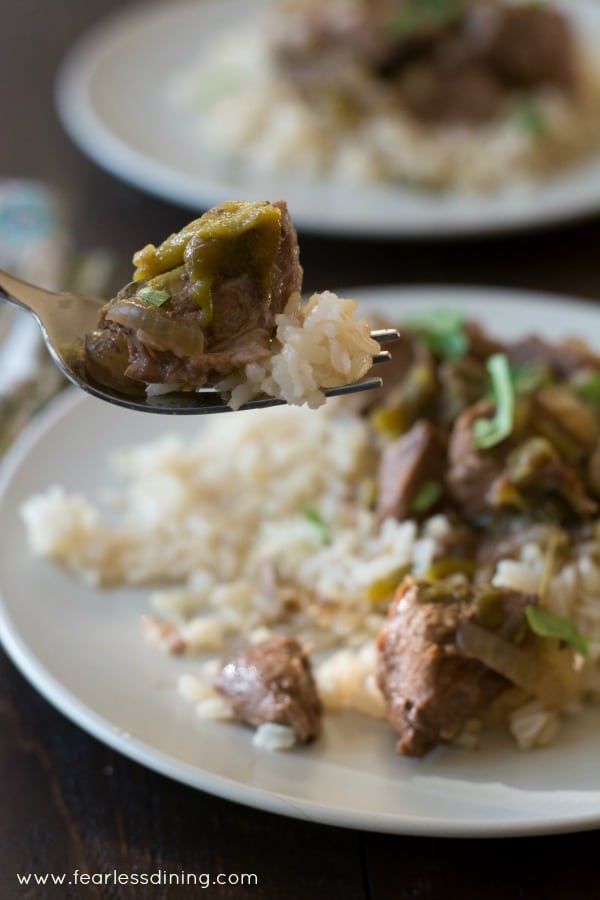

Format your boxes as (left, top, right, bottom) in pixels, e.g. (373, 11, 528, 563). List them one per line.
(106, 298, 205, 359)
(456, 619, 560, 705)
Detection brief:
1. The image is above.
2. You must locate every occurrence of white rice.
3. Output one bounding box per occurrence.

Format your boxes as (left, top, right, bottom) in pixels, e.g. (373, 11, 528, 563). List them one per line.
(20, 405, 417, 648)
(170, 17, 600, 192)
(216, 291, 380, 410)
(252, 722, 298, 751)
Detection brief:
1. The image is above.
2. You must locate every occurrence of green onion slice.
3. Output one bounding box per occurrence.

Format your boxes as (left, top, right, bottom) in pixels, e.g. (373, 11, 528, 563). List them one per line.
(576, 372, 600, 407)
(525, 605, 589, 657)
(473, 354, 515, 449)
(301, 506, 332, 544)
(386, 0, 464, 39)
(136, 286, 171, 307)
(411, 480, 442, 513)
(514, 100, 546, 139)
(408, 308, 468, 361)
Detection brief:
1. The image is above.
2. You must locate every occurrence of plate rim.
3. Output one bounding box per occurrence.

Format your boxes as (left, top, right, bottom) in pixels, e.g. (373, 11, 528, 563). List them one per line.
(3, 284, 600, 838)
(54, 0, 600, 239)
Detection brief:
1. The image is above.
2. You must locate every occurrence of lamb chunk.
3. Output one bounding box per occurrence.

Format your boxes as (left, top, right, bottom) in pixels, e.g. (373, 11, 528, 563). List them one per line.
(206, 274, 264, 345)
(447, 400, 506, 519)
(464, 320, 506, 363)
(270, 199, 303, 313)
(376, 578, 509, 757)
(214, 636, 322, 742)
(83, 325, 143, 395)
(476, 5, 574, 90)
(507, 335, 600, 381)
(400, 62, 502, 125)
(375, 420, 446, 521)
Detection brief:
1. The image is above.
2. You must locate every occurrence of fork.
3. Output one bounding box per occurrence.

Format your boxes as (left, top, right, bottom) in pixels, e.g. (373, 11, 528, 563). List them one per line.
(0, 268, 398, 415)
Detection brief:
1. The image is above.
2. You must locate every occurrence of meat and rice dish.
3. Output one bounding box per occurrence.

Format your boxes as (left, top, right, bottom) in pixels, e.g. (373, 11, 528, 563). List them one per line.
(173, 0, 600, 190)
(22, 306, 600, 757)
(83, 199, 379, 409)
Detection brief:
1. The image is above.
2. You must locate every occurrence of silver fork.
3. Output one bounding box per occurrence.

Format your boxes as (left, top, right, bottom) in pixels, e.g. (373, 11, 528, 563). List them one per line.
(0, 268, 398, 415)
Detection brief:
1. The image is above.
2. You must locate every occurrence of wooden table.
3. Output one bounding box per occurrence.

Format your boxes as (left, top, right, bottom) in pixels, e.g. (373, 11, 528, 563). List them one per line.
(2, 2, 600, 897)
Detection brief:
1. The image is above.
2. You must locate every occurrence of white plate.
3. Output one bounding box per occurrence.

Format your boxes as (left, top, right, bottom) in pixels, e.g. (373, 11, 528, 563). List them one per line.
(3, 285, 600, 837)
(55, 0, 600, 238)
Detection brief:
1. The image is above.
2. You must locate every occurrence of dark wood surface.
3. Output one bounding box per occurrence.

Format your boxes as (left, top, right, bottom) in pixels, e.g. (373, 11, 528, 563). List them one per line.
(2, 2, 600, 897)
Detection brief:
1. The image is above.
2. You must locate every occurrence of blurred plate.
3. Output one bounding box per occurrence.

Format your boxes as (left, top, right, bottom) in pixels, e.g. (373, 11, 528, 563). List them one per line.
(55, 0, 600, 237)
(2, 285, 600, 836)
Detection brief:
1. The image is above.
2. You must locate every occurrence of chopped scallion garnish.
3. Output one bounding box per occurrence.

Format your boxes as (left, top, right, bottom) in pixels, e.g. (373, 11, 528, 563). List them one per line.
(301, 506, 332, 544)
(514, 99, 546, 139)
(385, 0, 464, 39)
(136, 286, 171, 307)
(473, 354, 515, 449)
(411, 480, 442, 513)
(525, 605, 589, 657)
(576, 372, 600, 407)
(408, 308, 468, 361)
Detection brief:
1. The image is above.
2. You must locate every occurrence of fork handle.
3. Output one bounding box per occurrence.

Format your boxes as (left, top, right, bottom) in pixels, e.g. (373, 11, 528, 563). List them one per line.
(0, 268, 57, 319)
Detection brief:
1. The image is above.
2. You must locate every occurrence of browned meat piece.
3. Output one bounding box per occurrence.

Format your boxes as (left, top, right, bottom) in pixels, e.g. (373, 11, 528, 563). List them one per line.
(507, 335, 600, 380)
(375, 420, 446, 521)
(83, 324, 144, 395)
(400, 62, 502, 124)
(270, 201, 304, 312)
(214, 636, 322, 742)
(447, 401, 506, 519)
(464, 320, 506, 363)
(376, 577, 509, 757)
(474, 5, 574, 90)
(122, 327, 273, 386)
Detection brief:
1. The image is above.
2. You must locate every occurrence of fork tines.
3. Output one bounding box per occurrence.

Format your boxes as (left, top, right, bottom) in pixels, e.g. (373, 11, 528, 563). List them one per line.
(370, 327, 399, 367)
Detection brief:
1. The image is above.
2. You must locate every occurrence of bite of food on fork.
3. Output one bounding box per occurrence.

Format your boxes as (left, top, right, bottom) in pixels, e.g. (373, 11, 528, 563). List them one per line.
(0, 200, 397, 414)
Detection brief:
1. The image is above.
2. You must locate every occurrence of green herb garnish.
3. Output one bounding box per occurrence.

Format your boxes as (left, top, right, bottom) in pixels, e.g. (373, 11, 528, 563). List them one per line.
(385, 0, 464, 39)
(408, 309, 468, 361)
(514, 99, 546, 139)
(136, 286, 171, 307)
(473, 353, 515, 450)
(301, 506, 332, 544)
(576, 372, 600, 407)
(411, 480, 442, 513)
(525, 605, 589, 657)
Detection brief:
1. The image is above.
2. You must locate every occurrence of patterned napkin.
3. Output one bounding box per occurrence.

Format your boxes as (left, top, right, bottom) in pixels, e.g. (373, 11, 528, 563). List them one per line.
(0, 180, 114, 454)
